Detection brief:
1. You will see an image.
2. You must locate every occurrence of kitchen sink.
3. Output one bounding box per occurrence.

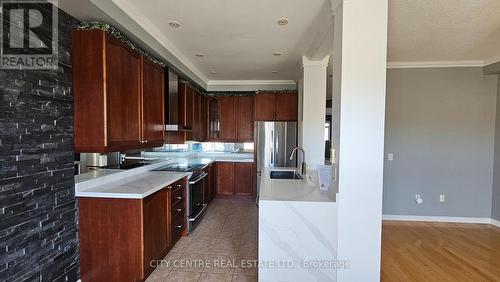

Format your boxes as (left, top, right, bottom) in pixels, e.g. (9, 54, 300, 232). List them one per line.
(270, 170, 303, 180)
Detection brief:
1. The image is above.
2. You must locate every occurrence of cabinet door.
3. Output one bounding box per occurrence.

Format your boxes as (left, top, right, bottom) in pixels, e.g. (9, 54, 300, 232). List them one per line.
(179, 82, 194, 129)
(220, 97, 238, 141)
(208, 98, 220, 140)
(275, 92, 298, 121)
(106, 36, 142, 147)
(210, 164, 217, 199)
(192, 90, 201, 141)
(234, 163, 254, 196)
(255, 93, 276, 121)
(142, 189, 169, 278)
(141, 58, 165, 145)
(216, 162, 234, 195)
(237, 96, 254, 142)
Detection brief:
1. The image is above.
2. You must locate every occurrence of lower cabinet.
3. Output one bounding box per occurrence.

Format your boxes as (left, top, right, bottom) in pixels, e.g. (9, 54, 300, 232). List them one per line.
(78, 177, 187, 282)
(216, 162, 254, 197)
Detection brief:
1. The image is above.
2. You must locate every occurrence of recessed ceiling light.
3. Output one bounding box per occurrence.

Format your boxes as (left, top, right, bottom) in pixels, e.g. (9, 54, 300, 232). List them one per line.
(277, 18, 289, 26)
(194, 53, 204, 57)
(272, 51, 283, 57)
(168, 21, 181, 28)
(210, 70, 217, 74)
(272, 70, 278, 74)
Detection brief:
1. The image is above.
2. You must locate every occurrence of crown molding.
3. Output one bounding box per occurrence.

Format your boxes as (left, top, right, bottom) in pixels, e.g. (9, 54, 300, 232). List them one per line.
(98, 0, 209, 86)
(207, 80, 296, 86)
(387, 60, 485, 69)
(206, 80, 297, 92)
(302, 55, 330, 68)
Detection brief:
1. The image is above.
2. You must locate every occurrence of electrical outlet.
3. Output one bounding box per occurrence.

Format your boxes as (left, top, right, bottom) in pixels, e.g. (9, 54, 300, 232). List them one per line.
(440, 195, 445, 203)
(387, 153, 394, 161)
(415, 194, 423, 204)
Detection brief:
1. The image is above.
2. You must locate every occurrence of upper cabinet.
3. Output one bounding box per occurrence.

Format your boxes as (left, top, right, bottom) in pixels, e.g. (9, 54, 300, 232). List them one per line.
(255, 93, 275, 121)
(141, 58, 165, 144)
(179, 82, 193, 130)
(237, 96, 254, 142)
(207, 96, 255, 142)
(220, 97, 238, 141)
(73, 30, 165, 153)
(192, 89, 206, 142)
(255, 93, 298, 121)
(207, 98, 220, 140)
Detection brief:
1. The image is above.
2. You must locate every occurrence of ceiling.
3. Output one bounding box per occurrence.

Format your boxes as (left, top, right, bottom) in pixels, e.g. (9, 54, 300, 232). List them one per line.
(116, 0, 331, 81)
(388, 0, 500, 65)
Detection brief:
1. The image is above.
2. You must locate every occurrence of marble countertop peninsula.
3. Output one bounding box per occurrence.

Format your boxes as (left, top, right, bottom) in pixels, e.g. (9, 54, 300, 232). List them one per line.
(259, 167, 336, 202)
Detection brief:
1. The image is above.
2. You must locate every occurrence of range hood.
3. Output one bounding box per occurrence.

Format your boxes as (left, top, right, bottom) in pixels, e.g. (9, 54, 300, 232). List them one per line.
(165, 69, 191, 131)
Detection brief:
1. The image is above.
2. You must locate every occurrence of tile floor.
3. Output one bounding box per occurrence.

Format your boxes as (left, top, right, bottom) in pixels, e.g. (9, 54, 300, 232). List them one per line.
(146, 198, 259, 282)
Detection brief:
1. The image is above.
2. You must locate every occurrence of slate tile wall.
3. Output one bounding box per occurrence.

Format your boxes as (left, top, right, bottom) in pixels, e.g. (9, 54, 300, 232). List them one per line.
(0, 4, 80, 282)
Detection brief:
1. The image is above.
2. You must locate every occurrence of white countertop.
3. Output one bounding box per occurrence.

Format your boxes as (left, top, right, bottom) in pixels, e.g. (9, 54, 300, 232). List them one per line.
(76, 171, 188, 199)
(259, 167, 336, 202)
(75, 153, 254, 199)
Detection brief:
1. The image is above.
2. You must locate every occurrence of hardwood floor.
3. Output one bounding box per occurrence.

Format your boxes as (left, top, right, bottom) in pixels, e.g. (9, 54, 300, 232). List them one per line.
(382, 221, 500, 282)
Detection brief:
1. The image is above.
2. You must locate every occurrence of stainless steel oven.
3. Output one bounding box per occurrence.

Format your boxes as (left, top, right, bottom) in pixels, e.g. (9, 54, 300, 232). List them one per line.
(153, 160, 211, 233)
(187, 170, 208, 232)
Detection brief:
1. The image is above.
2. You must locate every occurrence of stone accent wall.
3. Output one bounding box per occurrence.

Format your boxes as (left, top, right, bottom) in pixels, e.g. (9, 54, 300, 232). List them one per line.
(0, 4, 80, 282)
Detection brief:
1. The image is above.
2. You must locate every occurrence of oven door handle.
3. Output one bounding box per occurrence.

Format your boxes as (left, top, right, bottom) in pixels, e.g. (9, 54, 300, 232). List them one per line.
(189, 203, 207, 222)
(189, 172, 208, 185)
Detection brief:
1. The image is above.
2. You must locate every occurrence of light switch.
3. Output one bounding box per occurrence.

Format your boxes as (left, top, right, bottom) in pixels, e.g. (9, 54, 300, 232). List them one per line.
(387, 153, 394, 161)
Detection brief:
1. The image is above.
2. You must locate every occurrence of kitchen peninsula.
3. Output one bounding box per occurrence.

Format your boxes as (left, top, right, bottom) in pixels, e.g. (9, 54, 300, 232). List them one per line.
(258, 167, 337, 281)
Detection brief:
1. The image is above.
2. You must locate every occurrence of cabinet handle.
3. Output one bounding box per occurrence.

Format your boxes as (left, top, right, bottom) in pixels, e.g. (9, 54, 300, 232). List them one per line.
(176, 208, 182, 212)
(176, 184, 182, 188)
(144, 140, 148, 143)
(176, 196, 182, 200)
(176, 225, 182, 229)
(167, 186, 172, 189)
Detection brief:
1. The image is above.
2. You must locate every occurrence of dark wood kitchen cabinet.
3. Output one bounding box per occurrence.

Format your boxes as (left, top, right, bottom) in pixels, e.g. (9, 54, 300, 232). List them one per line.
(237, 96, 254, 142)
(275, 92, 298, 121)
(207, 96, 254, 142)
(220, 96, 238, 141)
(234, 162, 254, 196)
(141, 58, 166, 144)
(255, 93, 276, 121)
(179, 82, 194, 140)
(255, 92, 298, 121)
(216, 162, 235, 195)
(78, 178, 187, 282)
(207, 98, 221, 140)
(73, 30, 165, 153)
(215, 162, 255, 197)
(192, 89, 206, 141)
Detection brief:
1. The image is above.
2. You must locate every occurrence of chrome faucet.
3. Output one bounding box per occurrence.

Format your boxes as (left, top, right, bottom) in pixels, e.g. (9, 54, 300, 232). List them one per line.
(289, 147, 306, 175)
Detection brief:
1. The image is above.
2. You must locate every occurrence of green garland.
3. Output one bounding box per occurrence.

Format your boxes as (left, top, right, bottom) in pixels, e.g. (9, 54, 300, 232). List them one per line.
(77, 22, 167, 68)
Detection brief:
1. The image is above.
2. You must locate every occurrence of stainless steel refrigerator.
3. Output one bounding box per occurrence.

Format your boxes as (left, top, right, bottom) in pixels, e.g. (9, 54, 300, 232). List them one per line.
(255, 122, 298, 203)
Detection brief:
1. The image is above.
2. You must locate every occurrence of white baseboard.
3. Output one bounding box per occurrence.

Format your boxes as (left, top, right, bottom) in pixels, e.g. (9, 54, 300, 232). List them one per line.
(491, 218, 500, 227)
(382, 215, 492, 224)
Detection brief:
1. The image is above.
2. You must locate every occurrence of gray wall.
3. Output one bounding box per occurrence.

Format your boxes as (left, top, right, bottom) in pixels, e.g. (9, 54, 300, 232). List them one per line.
(492, 76, 500, 221)
(383, 67, 497, 218)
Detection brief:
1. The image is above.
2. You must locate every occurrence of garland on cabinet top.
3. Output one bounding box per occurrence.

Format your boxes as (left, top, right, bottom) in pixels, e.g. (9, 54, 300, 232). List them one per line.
(204, 89, 297, 97)
(77, 22, 167, 68)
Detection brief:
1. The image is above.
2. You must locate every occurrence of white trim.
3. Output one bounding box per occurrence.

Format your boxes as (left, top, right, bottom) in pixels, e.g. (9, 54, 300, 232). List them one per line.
(382, 214, 491, 224)
(207, 80, 296, 86)
(302, 55, 330, 68)
(484, 56, 500, 66)
(387, 60, 485, 69)
(491, 218, 500, 228)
